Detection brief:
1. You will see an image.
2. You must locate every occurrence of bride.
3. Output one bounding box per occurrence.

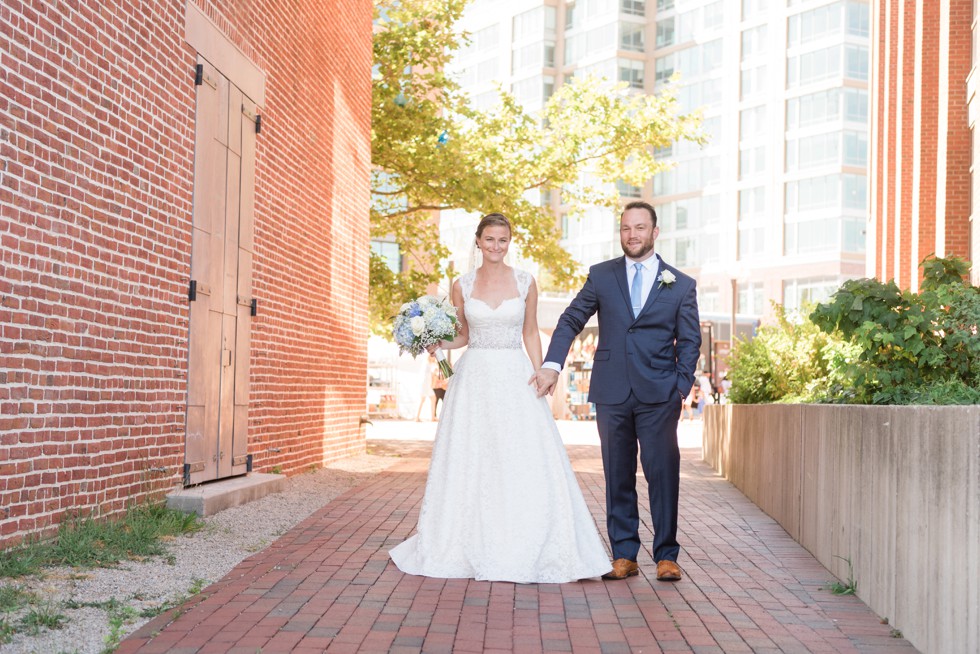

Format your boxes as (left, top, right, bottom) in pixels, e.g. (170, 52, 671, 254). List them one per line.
(389, 213, 611, 583)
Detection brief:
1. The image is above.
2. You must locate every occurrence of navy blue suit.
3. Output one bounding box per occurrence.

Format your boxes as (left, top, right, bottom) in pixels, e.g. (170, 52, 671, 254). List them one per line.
(545, 254, 701, 563)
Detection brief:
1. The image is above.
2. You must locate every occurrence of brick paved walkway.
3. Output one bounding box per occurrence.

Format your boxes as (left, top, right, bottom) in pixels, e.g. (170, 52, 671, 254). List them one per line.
(119, 435, 916, 653)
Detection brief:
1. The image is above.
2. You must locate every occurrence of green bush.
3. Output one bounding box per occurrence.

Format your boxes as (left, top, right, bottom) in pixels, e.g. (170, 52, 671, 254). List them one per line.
(727, 256, 978, 406)
(809, 256, 979, 405)
(727, 304, 856, 404)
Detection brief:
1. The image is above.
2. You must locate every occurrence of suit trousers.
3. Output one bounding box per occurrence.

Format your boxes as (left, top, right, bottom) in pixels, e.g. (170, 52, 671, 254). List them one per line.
(595, 391, 682, 563)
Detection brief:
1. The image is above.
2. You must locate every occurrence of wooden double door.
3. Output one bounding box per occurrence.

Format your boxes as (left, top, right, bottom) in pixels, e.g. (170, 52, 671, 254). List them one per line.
(184, 57, 258, 485)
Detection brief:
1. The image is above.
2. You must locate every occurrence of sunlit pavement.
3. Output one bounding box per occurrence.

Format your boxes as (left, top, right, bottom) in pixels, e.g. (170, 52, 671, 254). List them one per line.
(120, 418, 916, 653)
(365, 416, 706, 450)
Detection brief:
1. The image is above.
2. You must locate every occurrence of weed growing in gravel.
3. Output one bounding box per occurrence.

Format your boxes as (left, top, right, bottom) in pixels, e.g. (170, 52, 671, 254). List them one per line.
(0, 584, 35, 613)
(101, 599, 140, 653)
(0, 616, 15, 643)
(18, 601, 67, 634)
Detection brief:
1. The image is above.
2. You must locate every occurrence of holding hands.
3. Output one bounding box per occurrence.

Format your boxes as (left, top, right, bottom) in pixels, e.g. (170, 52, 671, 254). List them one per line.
(529, 367, 559, 398)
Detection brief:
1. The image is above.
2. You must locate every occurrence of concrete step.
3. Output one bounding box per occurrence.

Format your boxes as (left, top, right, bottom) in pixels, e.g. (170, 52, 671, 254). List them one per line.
(165, 473, 287, 516)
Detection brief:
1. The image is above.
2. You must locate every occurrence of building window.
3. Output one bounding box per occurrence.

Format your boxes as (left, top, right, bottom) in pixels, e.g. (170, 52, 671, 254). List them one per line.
(844, 44, 869, 81)
(616, 179, 643, 197)
(622, 0, 645, 17)
(783, 277, 840, 312)
(843, 130, 868, 166)
(739, 105, 767, 141)
(738, 227, 765, 258)
(739, 186, 766, 220)
(739, 145, 766, 179)
(787, 45, 841, 88)
(619, 59, 645, 88)
(741, 25, 767, 61)
(786, 88, 839, 129)
(655, 55, 675, 83)
(657, 17, 675, 48)
(843, 216, 866, 252)
(657, 0, 675, 10)
(742, 0, 768, 20)
(844, 88, 869, 123)
(620, 22, 645, 52)
(787, 1, 842, 47)
(785, 174, 841, 213)
(737, 282, 765, 314)
(699, 286, 720, 313)
(740, 65, 766, 100)
(371, 240, 401, 274)
(845, 1, 870, 37)
(786, 131, 840, 171)
(843, 173, 867, 209)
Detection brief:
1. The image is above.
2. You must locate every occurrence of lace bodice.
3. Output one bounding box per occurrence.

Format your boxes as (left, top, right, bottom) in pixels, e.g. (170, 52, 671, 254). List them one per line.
(459, 268, 532, 350)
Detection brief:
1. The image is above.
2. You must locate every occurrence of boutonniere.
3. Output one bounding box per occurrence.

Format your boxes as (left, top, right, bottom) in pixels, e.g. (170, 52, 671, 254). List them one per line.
(658, 269, 676, 289)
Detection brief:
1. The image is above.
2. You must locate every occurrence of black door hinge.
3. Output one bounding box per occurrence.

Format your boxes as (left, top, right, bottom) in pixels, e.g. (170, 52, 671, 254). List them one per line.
(255, 114, 262, 134)
(195, 64, 204, 86)
(182, 463, 191, 485)
(189, 280, 197, 302)
(250, 298, 257, 316)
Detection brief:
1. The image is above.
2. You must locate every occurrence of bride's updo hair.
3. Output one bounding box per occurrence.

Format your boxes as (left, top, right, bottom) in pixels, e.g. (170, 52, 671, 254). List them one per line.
(475, 213, 511, 239)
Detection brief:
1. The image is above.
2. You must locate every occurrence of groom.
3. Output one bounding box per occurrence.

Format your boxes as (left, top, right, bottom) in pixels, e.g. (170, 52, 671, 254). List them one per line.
(531, 201, 701, 582)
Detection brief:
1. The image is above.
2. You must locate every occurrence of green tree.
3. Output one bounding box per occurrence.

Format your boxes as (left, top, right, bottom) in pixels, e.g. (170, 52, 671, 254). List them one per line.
(371, 0, 704, 334)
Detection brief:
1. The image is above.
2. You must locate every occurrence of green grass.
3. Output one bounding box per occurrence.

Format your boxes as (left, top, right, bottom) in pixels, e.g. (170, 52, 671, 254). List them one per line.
(0, 503, 204, 579)
(0, 585, 34, 613)
(18, 601, 66, 634)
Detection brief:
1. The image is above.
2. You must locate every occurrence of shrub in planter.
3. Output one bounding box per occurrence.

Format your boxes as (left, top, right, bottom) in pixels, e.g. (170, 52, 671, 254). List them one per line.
(809, 256, 979, 405)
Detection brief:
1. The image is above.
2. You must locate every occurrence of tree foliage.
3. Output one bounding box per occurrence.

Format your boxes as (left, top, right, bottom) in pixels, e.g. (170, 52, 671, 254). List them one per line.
(371, 0, 704, 334)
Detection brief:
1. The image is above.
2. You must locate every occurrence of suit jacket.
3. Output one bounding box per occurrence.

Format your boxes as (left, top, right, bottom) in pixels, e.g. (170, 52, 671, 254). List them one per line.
(545, 254, 701, 405)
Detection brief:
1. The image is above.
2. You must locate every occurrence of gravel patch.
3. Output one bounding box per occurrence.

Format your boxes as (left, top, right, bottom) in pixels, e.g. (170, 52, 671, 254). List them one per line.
(0, 451, 400, 654)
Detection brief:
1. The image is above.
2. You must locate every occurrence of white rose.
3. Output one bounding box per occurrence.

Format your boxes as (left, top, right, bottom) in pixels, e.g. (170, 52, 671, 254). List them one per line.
(410, 316, 426, 336)
(400, 302, 413, 313)
(660, 270, 676, 285)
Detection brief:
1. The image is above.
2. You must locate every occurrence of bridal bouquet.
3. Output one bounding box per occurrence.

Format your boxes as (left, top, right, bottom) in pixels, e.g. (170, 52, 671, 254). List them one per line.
(393, 295, 460, 377)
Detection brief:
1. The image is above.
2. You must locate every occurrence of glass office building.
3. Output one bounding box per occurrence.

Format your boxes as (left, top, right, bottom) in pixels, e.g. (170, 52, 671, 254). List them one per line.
(445, 0, 870, 339)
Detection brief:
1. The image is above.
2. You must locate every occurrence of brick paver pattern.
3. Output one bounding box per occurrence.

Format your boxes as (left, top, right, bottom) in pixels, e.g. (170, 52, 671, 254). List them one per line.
(119, 440, 916, 653)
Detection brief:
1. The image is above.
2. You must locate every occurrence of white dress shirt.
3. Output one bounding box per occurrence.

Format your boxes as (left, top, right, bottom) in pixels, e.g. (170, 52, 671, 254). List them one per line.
(626, 254, 659, 313)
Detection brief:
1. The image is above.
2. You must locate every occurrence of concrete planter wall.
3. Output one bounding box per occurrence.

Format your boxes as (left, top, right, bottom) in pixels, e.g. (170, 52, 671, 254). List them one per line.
(703, 404, 980, 654)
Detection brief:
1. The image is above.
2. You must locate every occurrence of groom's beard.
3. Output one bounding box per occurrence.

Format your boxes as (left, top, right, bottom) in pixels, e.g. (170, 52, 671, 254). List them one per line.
(622, 239, 655, 260)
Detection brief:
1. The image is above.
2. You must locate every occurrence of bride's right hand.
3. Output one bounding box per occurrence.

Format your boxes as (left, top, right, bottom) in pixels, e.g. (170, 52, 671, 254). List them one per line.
(529, 369, 559, 398)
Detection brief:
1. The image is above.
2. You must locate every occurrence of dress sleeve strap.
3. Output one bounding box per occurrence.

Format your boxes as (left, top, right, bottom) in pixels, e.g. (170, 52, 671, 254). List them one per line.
(515, 269, 532, 299)
(459, 270, 476, 301)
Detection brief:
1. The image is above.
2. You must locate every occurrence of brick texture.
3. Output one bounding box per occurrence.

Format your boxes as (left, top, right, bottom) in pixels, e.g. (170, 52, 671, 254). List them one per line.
(872, 0, 975, 288)
(0, 0, 371, 547)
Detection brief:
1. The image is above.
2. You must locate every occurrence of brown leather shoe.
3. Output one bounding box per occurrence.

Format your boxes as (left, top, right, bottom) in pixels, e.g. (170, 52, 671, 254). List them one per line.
(656, 560, 682, 581)
(602, 558, 639, 580)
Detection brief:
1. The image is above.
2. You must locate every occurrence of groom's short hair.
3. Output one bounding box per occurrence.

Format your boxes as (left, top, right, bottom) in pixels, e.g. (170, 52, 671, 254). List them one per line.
(621, 201, 658, 228)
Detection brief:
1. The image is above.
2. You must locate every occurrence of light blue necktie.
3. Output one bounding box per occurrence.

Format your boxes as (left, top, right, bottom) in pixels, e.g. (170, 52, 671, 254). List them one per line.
(631, 262, 643, 317)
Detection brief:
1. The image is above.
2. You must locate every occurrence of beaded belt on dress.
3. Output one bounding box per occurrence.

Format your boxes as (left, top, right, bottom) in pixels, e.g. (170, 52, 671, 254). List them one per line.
(467, 342, 522, 350)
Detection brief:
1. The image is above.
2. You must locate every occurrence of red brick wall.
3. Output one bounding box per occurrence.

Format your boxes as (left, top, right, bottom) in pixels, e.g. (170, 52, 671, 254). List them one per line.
(0, 0, 371, 547)
(945, 0, 973, 263)
(873, 0, 975, 288)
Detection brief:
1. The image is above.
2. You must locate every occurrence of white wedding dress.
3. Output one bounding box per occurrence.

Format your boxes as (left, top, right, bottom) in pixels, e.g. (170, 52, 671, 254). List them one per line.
(389, 268, 611, 583)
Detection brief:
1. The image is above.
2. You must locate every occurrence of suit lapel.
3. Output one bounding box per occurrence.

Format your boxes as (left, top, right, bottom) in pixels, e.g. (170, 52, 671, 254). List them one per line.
(637, 255, 666, 318)
(611, 257, 632, 313)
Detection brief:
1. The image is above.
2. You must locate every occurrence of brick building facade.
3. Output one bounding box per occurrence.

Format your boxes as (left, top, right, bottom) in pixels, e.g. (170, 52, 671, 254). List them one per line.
(0, 0, 372, 546)
(869, 0, 977, 288)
